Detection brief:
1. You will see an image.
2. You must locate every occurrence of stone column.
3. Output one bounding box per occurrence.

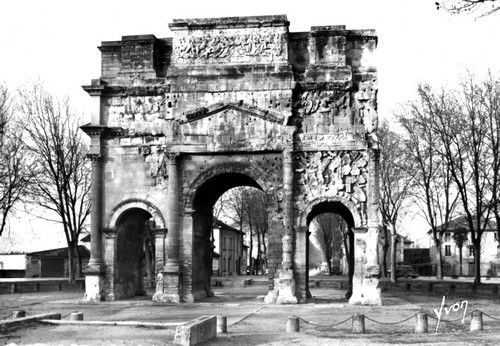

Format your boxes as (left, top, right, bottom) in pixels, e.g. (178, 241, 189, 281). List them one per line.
(349, 148, 381, 305)
(275, 147, 298, 304)
(152, 228, 167, 302)
(83, 153, 105, 302)
(162, 153, 181, 302)
(81, 82, 106, 303)
(103, 228, 117, 301)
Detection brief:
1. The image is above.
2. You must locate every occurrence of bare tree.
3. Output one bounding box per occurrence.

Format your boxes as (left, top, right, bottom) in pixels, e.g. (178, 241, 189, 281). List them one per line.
(0, 85, 33, 238)
(19, 83, 91, 281)
(436, 0, 500, 17)
(480, 75, 500, 246)
(432, 77, 495, 285)
(399, 85, 459, 280)
(379, 121, 415, 282)
(311, 213, 344, 275)
(215, 186, 269, 275)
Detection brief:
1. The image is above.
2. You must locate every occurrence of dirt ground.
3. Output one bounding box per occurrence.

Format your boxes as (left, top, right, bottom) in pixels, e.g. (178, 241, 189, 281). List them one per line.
(1, 277, 500, 345)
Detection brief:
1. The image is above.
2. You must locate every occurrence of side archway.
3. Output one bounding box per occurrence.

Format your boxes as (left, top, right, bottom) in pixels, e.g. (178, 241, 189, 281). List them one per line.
(299, 196, 363, 229)
(298, 196, 359, 301)
(103, 199, 165, 300)
(107, 198, 166, 230)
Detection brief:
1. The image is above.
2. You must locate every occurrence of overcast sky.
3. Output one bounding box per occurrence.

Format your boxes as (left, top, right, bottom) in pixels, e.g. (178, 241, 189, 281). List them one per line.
(1, 0, 499, 250)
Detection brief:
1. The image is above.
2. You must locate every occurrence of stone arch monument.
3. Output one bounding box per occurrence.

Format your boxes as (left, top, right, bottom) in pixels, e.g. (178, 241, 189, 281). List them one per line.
(81, 15, 381, 305)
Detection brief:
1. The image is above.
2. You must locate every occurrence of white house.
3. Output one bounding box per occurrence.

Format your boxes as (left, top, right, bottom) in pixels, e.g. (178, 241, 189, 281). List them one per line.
(429, 216, 500, 277)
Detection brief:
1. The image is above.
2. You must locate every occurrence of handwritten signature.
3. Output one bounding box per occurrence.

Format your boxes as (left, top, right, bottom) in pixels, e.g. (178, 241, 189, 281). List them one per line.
(432, 294, 468, 333)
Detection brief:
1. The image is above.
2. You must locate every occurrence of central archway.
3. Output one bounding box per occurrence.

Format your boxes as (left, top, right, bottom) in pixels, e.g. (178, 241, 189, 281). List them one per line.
(190, 172, 264, 300)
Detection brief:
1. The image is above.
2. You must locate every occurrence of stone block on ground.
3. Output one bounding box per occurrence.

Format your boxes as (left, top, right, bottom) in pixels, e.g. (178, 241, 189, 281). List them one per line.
(173, 315, 216, 346)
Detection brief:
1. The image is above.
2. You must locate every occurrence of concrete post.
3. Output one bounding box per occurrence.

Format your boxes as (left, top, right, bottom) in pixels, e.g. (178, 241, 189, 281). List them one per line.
(414, 312, 428, 333)
(352, 314, 365, 334)
(286, 316, 299, 332)
(70, 312, 84, 321)
(163, 153, 181, 302)
(470, 310, 483, 331)
(217, 316, 227, 333)
(275, 147, 298, 304)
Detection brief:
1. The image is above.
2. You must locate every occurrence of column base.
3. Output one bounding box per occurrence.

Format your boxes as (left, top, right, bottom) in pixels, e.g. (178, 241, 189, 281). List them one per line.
(152, 270, 181, 303)
(82, 274, 105, 302)
(152, 292, 181, 303)
(349, 277, 382, 305)
(265, 271, 298, 304)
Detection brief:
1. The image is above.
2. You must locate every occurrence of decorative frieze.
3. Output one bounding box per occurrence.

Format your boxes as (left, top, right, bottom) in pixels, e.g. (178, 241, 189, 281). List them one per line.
(173, 27, 287, 65)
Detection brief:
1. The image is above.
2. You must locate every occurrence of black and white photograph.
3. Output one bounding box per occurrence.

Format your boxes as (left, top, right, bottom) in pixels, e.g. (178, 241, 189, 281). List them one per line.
(1, 0, 500, 344)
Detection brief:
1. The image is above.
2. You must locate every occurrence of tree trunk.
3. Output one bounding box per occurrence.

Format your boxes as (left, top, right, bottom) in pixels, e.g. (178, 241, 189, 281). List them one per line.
(474, 243, 481, 286)
(390, 223, 397, 283)
(459, 246, 463, 277)
(382, 225, 389, 277)
(67, 244, 76, 283)
(257, 232, 262, 275)
(436, 245, 443, 280)
(74, 245, 82, 279)
(249, 224, 253, 275)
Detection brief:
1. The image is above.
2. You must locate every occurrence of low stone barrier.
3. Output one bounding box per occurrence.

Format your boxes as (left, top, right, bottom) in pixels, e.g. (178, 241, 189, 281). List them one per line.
(174, 315, 216, 346)
(0, 313, 61, 333)
(291, 309, 500, 335)
(0, 278, 84, 294)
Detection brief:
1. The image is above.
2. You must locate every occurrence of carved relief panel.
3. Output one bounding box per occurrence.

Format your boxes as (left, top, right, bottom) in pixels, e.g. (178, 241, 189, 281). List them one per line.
(295, 150, 369, 225)
(172, 27, 288, 65)
(293, 87, 352, 134)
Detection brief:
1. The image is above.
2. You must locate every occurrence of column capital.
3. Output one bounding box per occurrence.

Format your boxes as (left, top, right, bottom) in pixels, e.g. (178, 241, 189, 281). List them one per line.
(153, 228, 167, 237)
(352, 226, 368, 234)
(282, 148, 294, 163)
(103, 227, 117, 239)
(165, 152, 180, 164)
(87, 153, 104, 164)
(82, 79, 107, 96)
(368, 147, 380, 161)
(184, 207, 195, 215)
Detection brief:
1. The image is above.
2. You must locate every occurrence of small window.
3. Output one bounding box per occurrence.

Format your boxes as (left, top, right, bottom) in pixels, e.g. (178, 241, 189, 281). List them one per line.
(445, 245, 451, 256)
(469, 245, 474, 256)
(444, 233, 451, 242)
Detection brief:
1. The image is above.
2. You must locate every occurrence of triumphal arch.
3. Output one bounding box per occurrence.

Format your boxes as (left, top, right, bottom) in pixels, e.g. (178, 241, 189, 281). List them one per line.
(81, 15, 381, 305)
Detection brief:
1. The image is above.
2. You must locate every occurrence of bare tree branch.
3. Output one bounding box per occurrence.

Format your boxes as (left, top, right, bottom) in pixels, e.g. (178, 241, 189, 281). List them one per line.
(18, 82, 91, 281)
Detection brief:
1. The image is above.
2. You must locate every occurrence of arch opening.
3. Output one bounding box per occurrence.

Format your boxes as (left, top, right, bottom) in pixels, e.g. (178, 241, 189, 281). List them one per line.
(191, 172, 266, 301)
(304, 201, 355, 301)
(114, 207, 154, 300)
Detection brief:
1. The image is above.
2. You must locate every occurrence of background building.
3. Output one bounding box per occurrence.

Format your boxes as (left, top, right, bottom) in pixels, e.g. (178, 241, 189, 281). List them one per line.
(429, 216, 500, 277)
(212, 220, 246, 276)
(0, 246, 89, 278)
